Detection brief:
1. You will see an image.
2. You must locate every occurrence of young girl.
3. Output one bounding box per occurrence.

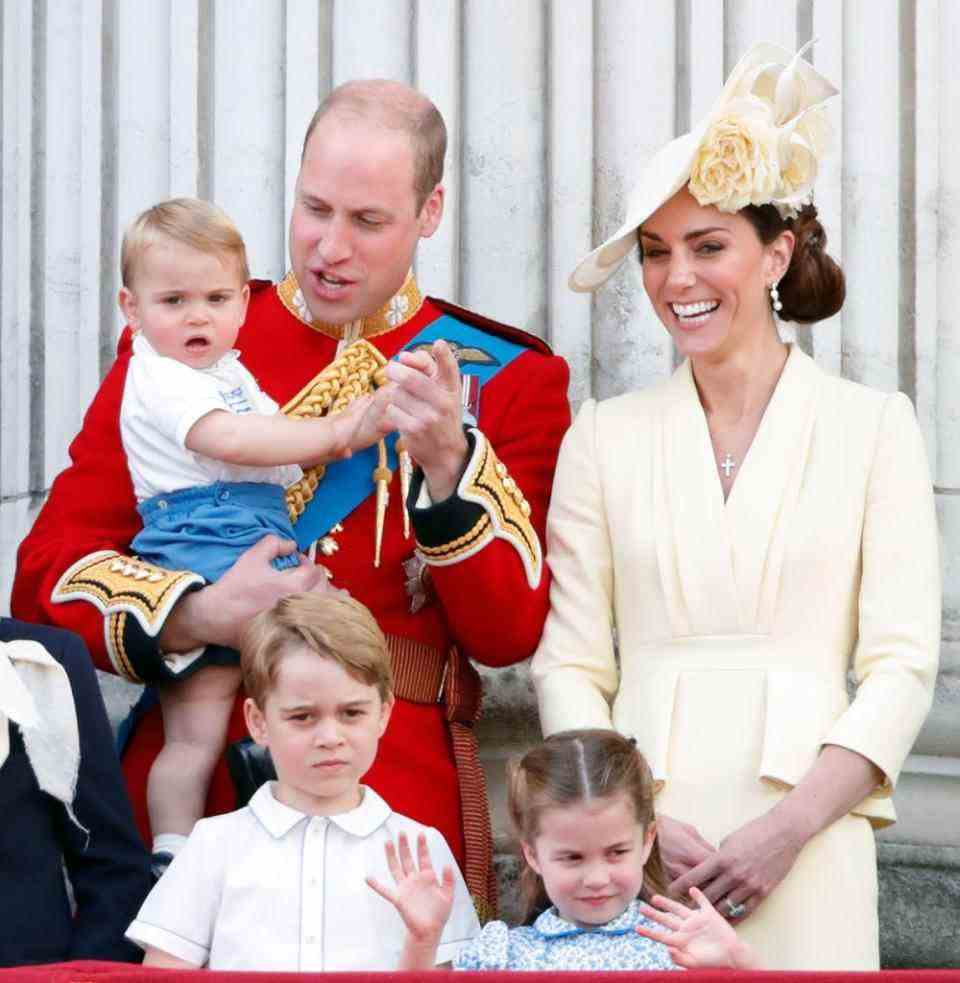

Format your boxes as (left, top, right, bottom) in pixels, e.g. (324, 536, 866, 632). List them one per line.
(115, 198, 393, 877)
(368, 729, 759, 971)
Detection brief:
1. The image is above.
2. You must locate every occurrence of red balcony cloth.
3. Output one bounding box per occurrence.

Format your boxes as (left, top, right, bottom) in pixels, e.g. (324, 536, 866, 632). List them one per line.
(2, 963, 960, 983)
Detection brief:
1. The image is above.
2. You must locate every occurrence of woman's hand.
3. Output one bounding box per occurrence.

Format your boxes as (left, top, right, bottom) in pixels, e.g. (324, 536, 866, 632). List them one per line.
(656, 814, 717, 884)
(367, 831, 454, 968)
(637, 888, 761, 969)
(669, 809, 804, 921)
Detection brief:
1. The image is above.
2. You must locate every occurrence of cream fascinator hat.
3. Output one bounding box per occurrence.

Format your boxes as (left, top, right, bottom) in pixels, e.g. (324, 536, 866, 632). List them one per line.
(570, 41, 838, 292)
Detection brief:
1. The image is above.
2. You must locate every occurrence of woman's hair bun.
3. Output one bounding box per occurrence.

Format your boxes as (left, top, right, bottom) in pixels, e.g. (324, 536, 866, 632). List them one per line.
(742, 202, 845, 324)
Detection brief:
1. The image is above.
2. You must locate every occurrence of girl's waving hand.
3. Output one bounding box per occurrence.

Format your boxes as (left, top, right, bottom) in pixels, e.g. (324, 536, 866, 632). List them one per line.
(637, 887, 761, 970)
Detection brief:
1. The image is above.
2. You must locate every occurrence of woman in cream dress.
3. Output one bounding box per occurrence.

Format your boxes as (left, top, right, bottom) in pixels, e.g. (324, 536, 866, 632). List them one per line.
(532, 43, 940, 970)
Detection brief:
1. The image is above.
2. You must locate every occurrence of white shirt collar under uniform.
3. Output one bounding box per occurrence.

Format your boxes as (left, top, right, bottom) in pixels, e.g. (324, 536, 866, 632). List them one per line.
(127, 783, 479, 972)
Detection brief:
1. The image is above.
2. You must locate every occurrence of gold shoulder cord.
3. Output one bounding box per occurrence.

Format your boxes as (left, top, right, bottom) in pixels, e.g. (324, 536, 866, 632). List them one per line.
(282, 339, 412, 566)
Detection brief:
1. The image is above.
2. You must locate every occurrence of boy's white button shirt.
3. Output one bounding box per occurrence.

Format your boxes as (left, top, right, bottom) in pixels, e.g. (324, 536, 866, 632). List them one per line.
(127, 783, 480, 971)
(120, 333, 301, 502)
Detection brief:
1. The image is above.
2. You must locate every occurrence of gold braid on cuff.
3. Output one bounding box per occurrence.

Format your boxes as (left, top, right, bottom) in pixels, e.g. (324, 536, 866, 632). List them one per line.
(416, 429, 542, 589)
(50, 550, 205, 681)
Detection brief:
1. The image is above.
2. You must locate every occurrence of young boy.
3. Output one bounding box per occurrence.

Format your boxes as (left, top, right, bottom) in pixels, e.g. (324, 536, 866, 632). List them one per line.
(125, 592, 480, 971)
(115, 199, 392, 876)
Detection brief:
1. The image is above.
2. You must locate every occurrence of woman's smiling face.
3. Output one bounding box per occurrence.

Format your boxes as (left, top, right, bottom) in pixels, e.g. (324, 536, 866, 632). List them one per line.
(639, 187, 790, 361)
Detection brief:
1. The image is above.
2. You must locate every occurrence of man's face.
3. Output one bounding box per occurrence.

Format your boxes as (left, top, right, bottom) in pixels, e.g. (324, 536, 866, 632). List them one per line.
(289, 113, 443, 325)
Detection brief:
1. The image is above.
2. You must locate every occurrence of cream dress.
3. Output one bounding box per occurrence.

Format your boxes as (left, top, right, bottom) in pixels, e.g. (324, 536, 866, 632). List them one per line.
(532, 346, 940, 970)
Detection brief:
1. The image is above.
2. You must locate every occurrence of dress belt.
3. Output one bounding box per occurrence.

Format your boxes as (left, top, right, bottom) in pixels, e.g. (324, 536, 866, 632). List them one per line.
(623, 633, 848, 679)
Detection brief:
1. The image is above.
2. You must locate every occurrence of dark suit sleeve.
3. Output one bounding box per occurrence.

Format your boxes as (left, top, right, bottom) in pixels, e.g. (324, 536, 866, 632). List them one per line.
(48, 627, 152, 961)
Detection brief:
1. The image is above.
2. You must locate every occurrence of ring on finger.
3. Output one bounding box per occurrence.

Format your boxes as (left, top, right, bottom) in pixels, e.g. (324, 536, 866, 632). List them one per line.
(723, 899, 747, 919)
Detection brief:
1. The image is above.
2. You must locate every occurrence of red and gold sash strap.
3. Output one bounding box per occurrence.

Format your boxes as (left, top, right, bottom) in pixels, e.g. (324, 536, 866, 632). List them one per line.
(449, 721, 497, 923)
(384, 634, 495, 921)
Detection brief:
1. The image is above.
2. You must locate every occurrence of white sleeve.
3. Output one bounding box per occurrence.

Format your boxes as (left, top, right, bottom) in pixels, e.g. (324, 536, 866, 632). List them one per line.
(125, 820, 223, 966)
(425, 826, 482, 966)
(127, 351, 232, 449)
(532, 399, 619, 734)
(821, 392, 941, 789)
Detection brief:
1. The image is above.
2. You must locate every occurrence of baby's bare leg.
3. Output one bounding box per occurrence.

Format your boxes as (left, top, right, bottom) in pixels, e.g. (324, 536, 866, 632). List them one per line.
(147, 664, 242, 837)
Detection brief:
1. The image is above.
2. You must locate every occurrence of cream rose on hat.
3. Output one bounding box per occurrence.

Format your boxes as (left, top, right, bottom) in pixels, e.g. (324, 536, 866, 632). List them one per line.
(570, 40, 838, 292)
(689, 110, 781, 212)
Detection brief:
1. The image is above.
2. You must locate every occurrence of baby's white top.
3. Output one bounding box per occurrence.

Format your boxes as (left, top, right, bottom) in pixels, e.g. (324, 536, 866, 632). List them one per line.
(120, 333, 301, 501)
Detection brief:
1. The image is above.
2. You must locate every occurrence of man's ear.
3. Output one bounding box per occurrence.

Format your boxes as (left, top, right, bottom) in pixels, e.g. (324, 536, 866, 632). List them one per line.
(520, 839, 542, 876)
(118, 286, 140, 330)
(417, 184, 445, 239)
(243, 696, 269, 746)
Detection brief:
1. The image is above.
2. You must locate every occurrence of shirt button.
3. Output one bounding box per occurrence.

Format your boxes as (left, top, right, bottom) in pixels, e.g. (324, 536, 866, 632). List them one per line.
(305, 935, 317, 944)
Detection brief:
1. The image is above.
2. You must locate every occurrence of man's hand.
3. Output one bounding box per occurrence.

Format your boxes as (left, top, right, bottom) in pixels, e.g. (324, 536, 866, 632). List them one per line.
(158, 535, 336, 652)
(384, 340, 468, 502)
(656, 814, 717, 885)
(669, 809, 804, 923)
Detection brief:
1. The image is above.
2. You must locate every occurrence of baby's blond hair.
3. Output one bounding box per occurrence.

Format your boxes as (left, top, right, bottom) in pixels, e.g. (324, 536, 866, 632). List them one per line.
(121, 197, 250, 288)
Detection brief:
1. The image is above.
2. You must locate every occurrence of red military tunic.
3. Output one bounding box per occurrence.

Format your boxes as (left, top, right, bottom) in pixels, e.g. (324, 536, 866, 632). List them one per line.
(11, 273, 570, 914)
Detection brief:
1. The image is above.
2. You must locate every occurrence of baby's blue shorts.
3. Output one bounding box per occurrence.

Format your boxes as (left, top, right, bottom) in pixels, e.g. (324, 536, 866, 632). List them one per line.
(131, 481, 301, 584)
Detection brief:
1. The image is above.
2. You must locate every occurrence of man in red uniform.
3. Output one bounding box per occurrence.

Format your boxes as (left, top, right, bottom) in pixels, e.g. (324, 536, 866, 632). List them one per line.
(12, 80, 569, 917)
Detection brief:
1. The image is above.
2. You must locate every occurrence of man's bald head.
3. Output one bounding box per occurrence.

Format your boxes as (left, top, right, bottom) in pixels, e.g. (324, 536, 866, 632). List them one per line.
(301, 80, 446, 212)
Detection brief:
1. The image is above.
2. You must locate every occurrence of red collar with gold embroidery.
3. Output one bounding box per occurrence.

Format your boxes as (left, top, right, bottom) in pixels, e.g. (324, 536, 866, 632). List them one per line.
(275, 270, 424, 341)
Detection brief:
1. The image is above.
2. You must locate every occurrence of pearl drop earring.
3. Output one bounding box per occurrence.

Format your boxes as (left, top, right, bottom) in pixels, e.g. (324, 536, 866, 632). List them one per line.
(770, 280, 783, 312)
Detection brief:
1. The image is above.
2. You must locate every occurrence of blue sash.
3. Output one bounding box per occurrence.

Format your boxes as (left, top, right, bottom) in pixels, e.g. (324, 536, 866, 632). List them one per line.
(293, 315, 526, 549)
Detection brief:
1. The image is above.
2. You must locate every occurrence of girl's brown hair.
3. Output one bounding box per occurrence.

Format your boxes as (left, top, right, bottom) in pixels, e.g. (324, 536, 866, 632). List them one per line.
(507, 729, 667, 923)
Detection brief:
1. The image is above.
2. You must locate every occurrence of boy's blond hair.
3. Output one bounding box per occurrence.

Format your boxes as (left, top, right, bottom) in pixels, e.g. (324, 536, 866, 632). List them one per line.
(241, 593, 393, 707)
(121, 197, 250, 288)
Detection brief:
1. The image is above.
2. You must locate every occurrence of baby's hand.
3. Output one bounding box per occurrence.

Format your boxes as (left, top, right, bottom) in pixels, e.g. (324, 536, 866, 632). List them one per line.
(366, 831, 454, 945)
(328, 392, 393, 459)
(636, 888, 761, 970)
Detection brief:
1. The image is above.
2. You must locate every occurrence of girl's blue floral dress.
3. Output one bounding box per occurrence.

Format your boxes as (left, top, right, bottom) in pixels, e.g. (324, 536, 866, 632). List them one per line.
(453, 900, 678, 971)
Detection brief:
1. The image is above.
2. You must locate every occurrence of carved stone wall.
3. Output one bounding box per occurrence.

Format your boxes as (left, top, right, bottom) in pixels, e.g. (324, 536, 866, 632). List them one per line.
(3, 1, 957, 966)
